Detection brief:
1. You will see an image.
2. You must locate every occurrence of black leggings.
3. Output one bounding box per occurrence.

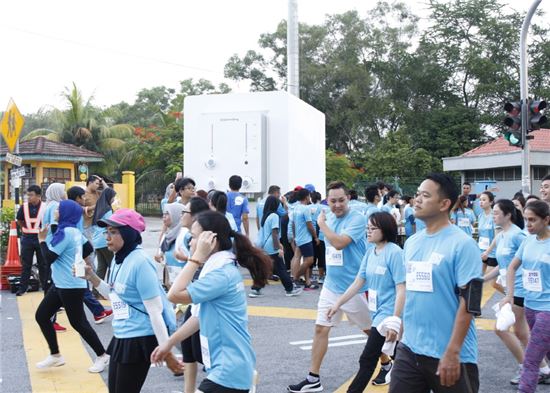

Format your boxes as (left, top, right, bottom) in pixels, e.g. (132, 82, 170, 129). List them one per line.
(108, 360, 150, 393)
(347, 326, 387, 393)
(35, 286, 105, 356)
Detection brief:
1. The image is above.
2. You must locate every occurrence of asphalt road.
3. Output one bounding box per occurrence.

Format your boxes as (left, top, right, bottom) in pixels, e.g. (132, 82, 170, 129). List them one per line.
(1, 216, 550, 393)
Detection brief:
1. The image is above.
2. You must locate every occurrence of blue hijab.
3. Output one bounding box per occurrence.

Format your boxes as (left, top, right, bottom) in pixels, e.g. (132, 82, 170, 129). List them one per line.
(51, 200, 83, 246)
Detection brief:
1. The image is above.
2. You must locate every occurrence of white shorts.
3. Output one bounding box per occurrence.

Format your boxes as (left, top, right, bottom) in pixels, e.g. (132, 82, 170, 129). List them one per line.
(316, 286, 371, 329)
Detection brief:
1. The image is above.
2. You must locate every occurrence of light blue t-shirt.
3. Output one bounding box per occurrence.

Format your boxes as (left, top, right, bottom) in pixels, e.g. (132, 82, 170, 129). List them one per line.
(404, 206, 415, 237)
(381, 202, 394, 214)
(227, 191, 249, 233)
(48, 227, 88, 289)
(287, 202, 300, 241)
(323, 210, 367, 294)
(451, 209, 476, 237)
(92, 210, 112, 249)
(257, 213, 279, 255)
(359, 242, 405, 327)
(477, 211, 496, 258)
(365, 203, 380, 223)
(109, 248, 161, 338)
(496, 225, 527, 298)
(187, 262, 255, 390)
(515, 235, 550, 311)
(316, 204, 331, 242)
(256, 198, 286, 221)
(164, 243, 179, 268)
(293, 203, 313, 247)
(402, 224, 482, 363)
(43, 201, 59, 243)
(349, 200, 368, 216)
(415, 217, 426, 232)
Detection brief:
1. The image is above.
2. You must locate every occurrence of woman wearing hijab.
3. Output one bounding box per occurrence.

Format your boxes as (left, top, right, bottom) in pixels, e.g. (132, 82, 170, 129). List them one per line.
(41, 183, 68, 331)
(43, 183, 67, 242)
(92, 188, 117, 280)
(156, 202, 186, 286)
(83, 208, 183, 393)
(35, 200, 109, 372)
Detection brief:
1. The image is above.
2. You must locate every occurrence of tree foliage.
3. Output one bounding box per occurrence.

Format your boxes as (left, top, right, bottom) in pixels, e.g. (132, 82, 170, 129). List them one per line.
(223, 0, 550, 180)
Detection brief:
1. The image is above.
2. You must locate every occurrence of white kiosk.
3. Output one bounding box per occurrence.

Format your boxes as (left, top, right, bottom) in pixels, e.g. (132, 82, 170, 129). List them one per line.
(183, 91, 326, 197)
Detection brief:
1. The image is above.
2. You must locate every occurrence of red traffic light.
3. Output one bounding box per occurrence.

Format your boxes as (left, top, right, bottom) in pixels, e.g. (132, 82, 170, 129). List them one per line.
(529, 100, 547, 114)
(504, 101, 521, 130)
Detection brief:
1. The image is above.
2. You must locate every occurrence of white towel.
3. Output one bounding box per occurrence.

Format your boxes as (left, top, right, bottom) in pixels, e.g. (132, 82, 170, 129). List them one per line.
(377, 316, 402, 355)
(492, 303, 515, 331)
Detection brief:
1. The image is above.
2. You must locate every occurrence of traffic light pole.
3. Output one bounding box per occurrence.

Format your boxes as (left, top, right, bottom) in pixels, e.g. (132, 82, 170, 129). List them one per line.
(519, 0, 542, 195)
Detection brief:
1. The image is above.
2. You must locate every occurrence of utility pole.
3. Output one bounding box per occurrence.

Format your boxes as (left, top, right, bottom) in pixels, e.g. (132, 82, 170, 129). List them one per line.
(287, 0, 299, 97)
(519, 0, 542, 195)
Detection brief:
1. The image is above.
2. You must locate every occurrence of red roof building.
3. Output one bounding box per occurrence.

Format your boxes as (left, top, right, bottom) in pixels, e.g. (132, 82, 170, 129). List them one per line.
(1, 137, 103, 202)
(443, 129, 550, 197)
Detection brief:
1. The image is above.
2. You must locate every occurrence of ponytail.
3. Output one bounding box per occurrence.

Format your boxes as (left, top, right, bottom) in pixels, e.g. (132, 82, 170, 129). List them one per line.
(194, 211, 271, 286)
(231, 231, 271, 287)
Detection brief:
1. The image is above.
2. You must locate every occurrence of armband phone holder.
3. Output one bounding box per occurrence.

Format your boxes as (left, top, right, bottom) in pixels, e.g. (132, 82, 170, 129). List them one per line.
(457, 278, 483, 316)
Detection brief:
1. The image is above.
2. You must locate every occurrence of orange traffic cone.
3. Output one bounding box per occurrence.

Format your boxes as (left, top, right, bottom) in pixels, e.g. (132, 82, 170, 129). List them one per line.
(1, 221, 22, 290)
(4, 221, 21, 267)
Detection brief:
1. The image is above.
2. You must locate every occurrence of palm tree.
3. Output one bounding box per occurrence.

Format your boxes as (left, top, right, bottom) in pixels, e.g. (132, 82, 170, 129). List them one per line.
(22, 83, 136, 178)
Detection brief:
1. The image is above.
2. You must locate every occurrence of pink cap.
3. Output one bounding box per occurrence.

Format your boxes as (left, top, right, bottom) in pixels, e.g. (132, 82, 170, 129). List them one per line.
(98, 208, 146, 233)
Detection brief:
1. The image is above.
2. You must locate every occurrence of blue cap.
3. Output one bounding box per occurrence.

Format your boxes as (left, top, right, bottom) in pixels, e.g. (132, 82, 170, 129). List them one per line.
(304, 184, 316, 193)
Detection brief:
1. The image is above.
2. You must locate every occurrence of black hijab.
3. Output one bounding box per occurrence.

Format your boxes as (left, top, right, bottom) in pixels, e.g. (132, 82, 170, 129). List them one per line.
(92, 188, 117, 226)
(114, 225, 142, 264)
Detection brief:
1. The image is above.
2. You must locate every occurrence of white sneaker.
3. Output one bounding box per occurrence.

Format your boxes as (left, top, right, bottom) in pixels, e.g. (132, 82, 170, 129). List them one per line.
(88, 354, 109, 373)
(36, 354, 65, 369)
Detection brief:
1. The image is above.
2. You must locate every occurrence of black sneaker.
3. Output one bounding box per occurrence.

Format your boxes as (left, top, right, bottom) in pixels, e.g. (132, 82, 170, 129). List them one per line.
(287, 378, 323, 392)
(372, 362, 392, 386)
(539, 372, 550, 384)
(15, 288, 26, 296)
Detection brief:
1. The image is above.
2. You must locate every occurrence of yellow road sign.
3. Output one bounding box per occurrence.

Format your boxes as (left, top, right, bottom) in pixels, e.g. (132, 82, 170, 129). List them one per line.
(1, 99, 25, 153)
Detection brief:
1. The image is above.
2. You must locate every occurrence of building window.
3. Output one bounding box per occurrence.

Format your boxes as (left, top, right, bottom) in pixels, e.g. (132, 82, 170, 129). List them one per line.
(43, 168, 71, 183)
(533, 166, 550, 180)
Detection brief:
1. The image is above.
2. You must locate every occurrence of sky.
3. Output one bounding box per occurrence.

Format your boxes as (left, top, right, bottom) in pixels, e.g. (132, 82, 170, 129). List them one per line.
(1, 0, 548, 115)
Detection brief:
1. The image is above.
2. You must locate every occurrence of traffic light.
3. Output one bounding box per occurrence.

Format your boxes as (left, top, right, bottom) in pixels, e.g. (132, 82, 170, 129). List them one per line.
(504, 101, 522, 147)
(528, 100, 547, 131)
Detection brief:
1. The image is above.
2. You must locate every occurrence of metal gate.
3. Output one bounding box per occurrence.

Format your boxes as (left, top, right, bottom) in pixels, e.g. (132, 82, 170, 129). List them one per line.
(135, 169, 170, 216)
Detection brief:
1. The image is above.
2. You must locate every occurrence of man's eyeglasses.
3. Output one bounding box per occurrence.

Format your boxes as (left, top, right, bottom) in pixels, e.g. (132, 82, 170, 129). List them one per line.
(181, 210, 191, 216)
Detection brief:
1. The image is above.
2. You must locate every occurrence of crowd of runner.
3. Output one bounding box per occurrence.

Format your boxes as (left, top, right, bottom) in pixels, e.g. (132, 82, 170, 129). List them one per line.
(13, 172, 550, 393)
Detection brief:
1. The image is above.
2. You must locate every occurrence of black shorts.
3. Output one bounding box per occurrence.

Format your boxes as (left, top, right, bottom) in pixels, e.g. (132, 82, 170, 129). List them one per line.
(198, 378, 249, 393)
(180, 305, 203, 364)
(513, 296, 524, 308)
(483, 257, 498, 267)
(298, 241, 314, 258)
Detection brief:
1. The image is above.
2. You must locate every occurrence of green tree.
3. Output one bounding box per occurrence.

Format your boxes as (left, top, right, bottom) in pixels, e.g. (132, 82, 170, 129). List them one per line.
(325, 149, 363, 187)
(357, 130, 439, 181)
(22, 83, 135, 179)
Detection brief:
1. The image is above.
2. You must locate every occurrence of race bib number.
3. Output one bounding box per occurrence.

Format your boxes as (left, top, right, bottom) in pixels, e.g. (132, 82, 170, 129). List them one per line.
(458, 218, 470, 227)
(406, 261, 433, 292)
(109, 292, 129, 320)
(326, 246, 343, 266)
(499, 268, 507, 288)
(368, 289, 377, 312)
(478, 236, 490, 250)
(200, 334, 212, 369)
(523, 270, 542, 292)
